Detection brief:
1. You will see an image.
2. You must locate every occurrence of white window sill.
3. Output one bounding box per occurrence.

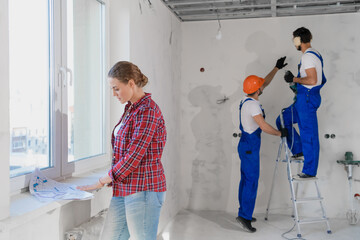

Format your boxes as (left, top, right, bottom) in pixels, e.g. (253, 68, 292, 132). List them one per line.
(1, 166, 111, 232)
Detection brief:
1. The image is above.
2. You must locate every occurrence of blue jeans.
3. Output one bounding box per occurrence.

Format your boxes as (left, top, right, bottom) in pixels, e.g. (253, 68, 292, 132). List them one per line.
(100, 191, 166, 240)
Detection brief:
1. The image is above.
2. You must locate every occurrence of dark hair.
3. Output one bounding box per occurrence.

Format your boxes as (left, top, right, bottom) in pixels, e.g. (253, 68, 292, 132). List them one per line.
(108, 61, 148, 88)
(293, 27, 312, 43)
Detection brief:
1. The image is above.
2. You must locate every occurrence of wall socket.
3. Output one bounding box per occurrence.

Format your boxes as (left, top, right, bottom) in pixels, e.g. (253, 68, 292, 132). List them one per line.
(65, 229, 83, 240)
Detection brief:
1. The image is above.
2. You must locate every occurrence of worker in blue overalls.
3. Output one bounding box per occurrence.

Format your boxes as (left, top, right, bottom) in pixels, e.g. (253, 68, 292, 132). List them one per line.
(236, 58, 288, 233)
(276, 27, 326, 178)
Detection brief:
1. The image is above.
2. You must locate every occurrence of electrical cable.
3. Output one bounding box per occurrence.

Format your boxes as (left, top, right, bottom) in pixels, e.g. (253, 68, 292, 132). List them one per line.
(215, 10, 222, 40)
(217, 96, 229, 104)
(290, 104, 295, 151)
(214, 1, 222, 40)
(280, 86, 299, 240)
(138, 0, 142, 14)
(281, 222, 306, 240)
(281, 81, 296, 153)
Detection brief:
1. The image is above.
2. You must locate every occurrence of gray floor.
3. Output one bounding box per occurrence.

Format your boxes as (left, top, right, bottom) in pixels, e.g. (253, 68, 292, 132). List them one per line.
(74, 209, 359, 240)
(157, 210, 360, 240)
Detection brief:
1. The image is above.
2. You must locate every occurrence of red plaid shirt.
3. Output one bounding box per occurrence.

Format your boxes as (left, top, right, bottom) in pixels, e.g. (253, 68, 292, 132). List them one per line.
(109, 93, 167, 197)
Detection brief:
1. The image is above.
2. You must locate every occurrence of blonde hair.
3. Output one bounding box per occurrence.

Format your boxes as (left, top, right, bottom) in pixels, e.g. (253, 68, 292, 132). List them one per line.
(108, 61, 148, 87)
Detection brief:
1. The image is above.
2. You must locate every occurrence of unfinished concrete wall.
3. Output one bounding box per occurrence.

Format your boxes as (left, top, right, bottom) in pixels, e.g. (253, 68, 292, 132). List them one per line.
(180, 13, 360, 218)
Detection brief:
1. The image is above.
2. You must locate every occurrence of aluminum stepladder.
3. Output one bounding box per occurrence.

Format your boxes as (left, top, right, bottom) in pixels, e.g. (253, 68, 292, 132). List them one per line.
(264, 109, 332, 238)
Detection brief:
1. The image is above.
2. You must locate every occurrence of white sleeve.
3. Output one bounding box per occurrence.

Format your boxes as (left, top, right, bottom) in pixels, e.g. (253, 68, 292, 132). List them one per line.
(247, 101, 262, 117)
(302, 54, 317, 70)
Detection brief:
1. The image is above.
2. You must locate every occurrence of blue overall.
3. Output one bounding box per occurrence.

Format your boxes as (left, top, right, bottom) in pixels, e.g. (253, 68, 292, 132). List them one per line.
(237, 98, 265, 220)
(276, 51, 326, 176)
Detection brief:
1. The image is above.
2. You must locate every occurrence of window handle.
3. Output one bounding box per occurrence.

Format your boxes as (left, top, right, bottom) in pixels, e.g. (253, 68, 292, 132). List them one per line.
(58, 67, 65, 87)
(66, 67, 73, 86)
(59, 67, 73, 87)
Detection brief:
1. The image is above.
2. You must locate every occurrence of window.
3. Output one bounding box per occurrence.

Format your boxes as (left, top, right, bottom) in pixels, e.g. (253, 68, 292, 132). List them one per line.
(9, 0, 107, 189)
(66, 0, 105, 162)
(9, 0, 51, 178)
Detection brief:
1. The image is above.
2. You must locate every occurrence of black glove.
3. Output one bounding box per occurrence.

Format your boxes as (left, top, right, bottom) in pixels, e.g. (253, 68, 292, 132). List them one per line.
(284, 71, 294, 83)
(275, 56, 288, 69)
(280, 128, 288, 138)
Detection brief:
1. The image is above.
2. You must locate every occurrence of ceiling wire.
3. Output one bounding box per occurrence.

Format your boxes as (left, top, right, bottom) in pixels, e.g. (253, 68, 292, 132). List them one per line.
(169, 16, 173, 45)
(139, 0, 143, 14)
(217, 11, 222, 30)
(214, 0, 222, 30)
(139, 0, 153, 14)
(148, 0, 153, 8)
(213, 0, 223, 40)
(215, 8, 222, 40)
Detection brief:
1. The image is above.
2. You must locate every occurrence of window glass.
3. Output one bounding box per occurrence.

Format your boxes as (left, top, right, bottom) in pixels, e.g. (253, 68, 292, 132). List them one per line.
(9, 0, 51, 177)
(67, 0, 105, 162)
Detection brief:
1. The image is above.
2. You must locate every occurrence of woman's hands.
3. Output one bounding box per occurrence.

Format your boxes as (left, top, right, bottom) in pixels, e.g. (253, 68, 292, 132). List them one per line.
(77, 174, 113, 191)
(76, 181, 104, 191)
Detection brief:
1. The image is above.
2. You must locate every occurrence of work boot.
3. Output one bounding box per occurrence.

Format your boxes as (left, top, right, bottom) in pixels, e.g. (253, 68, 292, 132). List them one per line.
(298, 173, 315, 178)
(291, 153, 304, 160)
(251, 217, 257, 222)
(236, 216, 256, 233)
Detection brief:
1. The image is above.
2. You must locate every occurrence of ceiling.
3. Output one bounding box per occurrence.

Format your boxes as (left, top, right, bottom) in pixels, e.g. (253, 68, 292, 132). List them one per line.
(161, 0, 360, 21)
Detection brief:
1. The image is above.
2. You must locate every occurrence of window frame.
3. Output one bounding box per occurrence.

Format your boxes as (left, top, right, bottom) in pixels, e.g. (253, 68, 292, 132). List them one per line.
(10, 0, 110, 193)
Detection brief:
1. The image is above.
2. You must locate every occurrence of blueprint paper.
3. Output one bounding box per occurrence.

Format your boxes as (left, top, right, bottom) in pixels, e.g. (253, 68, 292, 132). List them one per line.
(29, 168, 93, 202)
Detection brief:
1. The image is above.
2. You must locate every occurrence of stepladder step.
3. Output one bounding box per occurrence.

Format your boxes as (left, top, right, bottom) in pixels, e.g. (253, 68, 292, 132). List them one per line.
(295, 197, 323, 203)
(298, 217, 329, 224)
(292, 175, 318, 181)
(265, 132, 332, 237)
(282, 159, 304, 163)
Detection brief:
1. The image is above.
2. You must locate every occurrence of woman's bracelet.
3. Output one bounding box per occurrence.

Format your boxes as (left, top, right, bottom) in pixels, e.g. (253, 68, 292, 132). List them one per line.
(98, 177, 105, 187)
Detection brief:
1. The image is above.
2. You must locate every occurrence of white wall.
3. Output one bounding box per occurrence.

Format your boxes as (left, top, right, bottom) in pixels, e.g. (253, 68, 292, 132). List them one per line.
(0, 0, 10, 224)
(109, 0, 183, 232)
(4, 186, 111, 240)
(180, 13, 360, 218)
(109, 0, 129, 125)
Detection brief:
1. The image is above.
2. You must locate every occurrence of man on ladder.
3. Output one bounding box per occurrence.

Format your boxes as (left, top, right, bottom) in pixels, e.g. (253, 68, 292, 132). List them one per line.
(276, 27, 327, 178)
(236, 58, 288, 233)
(265, 27, 331, 238)
(267, 109, 332, 238)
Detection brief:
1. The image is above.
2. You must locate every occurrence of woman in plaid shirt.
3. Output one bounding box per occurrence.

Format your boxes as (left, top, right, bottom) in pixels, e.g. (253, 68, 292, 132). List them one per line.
(78, 61, 167, 240)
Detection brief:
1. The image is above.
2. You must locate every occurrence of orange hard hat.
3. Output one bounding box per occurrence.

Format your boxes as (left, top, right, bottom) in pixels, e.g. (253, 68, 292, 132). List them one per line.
(243, 75, 265, 94)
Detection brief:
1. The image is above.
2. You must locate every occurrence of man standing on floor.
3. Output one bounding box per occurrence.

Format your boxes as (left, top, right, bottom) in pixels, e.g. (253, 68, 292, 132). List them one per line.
(276, 27, 327, 178)
(236, 58, 288, 232)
